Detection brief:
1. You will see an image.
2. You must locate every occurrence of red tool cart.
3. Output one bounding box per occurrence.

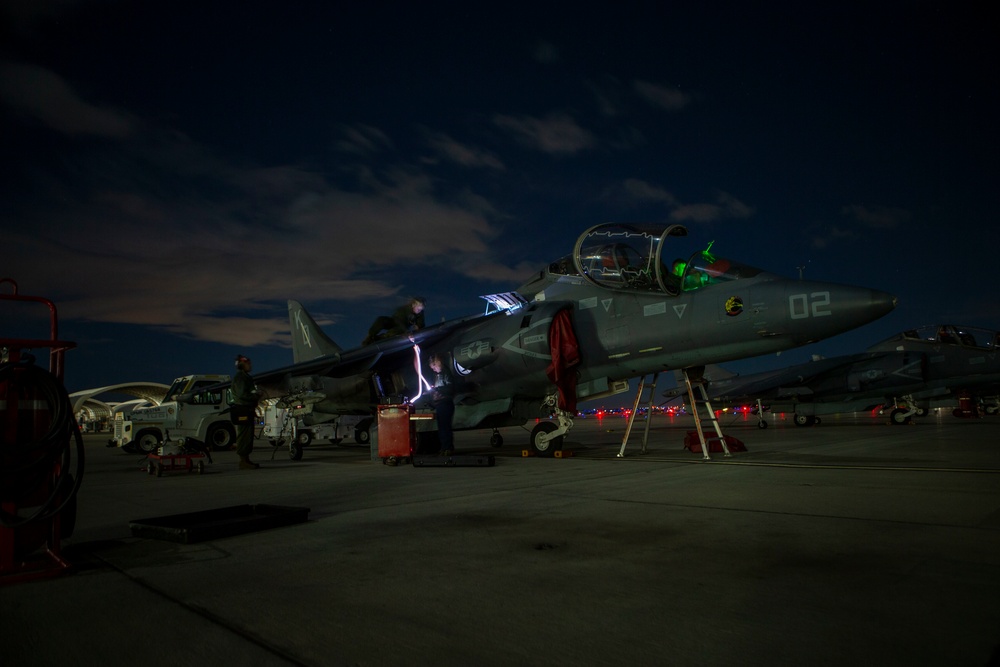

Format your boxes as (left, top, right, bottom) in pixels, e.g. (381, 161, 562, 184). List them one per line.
(0, 278, 84, 584)
(376, 403, 434, 465)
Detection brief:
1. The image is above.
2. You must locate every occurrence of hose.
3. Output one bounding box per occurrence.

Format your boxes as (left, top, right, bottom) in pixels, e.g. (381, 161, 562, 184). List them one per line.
(0, 359, 85, 528)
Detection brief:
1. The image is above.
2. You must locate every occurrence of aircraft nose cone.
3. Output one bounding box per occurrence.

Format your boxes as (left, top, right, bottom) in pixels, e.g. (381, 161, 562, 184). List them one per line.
(777, 282, 896, 343)
(871, 289, 898, 317)
(829, 286, 897, 331)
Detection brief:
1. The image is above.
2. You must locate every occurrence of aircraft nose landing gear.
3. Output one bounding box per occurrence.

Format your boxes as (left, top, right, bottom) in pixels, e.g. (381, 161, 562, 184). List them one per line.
(527, 409, 573, 457)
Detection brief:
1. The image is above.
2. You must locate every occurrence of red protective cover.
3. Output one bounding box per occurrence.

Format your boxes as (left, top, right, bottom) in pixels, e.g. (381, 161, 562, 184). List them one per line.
(546, 309, 581, 413)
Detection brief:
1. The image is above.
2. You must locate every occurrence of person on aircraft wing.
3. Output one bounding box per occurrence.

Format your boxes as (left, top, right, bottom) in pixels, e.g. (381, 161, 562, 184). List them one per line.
(428, 353, 455, 456)
(363, 296, 426, 345)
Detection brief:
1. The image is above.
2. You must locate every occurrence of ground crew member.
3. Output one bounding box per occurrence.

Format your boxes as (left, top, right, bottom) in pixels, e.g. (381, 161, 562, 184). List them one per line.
(428, 353, 455, 456)
(363, 297, 426, 345)
(232, 354, 261, 470)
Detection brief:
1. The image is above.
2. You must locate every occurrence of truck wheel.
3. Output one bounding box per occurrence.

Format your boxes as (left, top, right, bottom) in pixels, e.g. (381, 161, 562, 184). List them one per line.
(206, 422, 236, 451)
(135, 429, 161, 454)
(296, 430, 313, 446)
(355, 419, 373, 444)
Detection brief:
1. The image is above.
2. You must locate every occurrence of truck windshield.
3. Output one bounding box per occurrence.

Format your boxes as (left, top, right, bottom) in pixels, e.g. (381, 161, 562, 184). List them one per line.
(162, 379, 224, 404)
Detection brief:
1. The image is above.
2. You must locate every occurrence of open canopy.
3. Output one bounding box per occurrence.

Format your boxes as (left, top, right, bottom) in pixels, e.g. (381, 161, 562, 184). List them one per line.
(569, 223, 766, 295)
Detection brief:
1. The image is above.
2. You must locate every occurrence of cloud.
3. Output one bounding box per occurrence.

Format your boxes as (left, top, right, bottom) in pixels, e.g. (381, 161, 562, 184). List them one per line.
(669, 191, 754, 222)
(807, 204, 909, 249)
(841, 204, 910, 229)
(633, 80, 693, 111)
(2, 110, 513, 347)
(335, 123, 393, 155)
(622, 179, 679, 206)
(810, 225, 858, 249)
(424, 132, 505, 169)
(0, 61, 136, 137)
(614, 180, 753, 223)
(493, 112, 595, 154)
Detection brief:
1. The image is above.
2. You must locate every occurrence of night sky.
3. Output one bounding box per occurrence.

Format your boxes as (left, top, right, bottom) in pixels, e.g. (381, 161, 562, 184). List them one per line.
(1, 1, 997, 397)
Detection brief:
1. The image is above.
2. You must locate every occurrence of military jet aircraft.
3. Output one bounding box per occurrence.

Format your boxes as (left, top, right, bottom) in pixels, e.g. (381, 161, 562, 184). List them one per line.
(664, 324, 1000, 427)
(230, 223, 895, 456)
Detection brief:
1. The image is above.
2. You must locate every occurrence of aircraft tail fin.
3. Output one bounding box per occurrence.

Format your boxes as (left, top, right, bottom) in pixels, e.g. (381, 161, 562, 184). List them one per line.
(288, 300, 343, 364)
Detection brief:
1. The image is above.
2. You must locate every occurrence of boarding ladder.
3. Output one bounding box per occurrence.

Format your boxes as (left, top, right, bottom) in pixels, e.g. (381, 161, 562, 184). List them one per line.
(683, 369, 731, 460)
(617, 373, 659, 457)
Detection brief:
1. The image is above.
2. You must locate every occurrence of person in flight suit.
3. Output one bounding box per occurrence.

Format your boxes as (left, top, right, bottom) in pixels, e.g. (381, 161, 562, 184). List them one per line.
(232, 354, 261, 470)
(428, 353, 455, 456)
(363, 297, 426, 345)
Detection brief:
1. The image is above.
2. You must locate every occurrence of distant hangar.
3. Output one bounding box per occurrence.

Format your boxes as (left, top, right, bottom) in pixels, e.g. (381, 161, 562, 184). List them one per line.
(70, 382, 170, 424)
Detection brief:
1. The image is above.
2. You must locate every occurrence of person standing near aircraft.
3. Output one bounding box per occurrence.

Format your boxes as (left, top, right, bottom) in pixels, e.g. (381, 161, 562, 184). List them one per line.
(232, 354, 261, 469)
(363, 296, 426, 345)
(428, 353, 455, 456)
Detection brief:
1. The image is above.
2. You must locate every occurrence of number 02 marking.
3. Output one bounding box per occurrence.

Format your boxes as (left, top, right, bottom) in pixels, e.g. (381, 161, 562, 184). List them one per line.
(789, 291, 832, 319)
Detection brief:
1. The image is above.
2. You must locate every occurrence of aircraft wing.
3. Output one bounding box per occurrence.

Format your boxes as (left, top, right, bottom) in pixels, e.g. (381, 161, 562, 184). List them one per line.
(252, 312, 492, 386)
(666, 352, 905, 404)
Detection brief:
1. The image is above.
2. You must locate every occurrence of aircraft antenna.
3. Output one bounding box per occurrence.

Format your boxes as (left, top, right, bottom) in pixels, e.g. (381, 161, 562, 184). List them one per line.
(796, 260, 811, 280)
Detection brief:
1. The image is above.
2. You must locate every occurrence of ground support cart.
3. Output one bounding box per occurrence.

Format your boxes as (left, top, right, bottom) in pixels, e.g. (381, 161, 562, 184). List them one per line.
(376, 404, 435, 465)
(144, 452, 207, 477)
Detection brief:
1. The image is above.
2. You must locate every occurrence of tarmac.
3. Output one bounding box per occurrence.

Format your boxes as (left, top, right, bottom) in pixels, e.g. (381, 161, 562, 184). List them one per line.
(2, 411, 1000, 666)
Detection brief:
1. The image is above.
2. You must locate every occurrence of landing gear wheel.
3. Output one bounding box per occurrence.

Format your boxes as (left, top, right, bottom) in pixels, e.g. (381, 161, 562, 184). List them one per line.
(915, 407, 929, 417)
(295, 430, 313, 446)
(289, 442, 304, 461)
(490, 431, 503, 448)
(793, 414, 815, 427)
(890, 408, 912, 425)
(757, 420, 768, 429)
(529, 422, 563, 457)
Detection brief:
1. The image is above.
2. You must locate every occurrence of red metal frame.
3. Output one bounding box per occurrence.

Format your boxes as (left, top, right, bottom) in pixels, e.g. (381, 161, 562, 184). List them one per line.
(1, 278, 79, 584)
(144, 452, 207, 476)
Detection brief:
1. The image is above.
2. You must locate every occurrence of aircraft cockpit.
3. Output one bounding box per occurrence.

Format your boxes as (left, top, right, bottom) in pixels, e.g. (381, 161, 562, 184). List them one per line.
(891, 325, 998, 349)
(572, 223, 764, 295)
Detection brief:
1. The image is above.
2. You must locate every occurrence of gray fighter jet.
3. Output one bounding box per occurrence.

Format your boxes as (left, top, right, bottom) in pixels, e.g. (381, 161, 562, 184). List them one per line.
(665, 324, 1000, 427)
(240, 223, 895, 456)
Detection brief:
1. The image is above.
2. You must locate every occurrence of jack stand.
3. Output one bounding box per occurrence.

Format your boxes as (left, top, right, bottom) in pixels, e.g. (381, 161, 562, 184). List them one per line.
(618, 373, 658, 457)
(683, 369, 731, 460)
